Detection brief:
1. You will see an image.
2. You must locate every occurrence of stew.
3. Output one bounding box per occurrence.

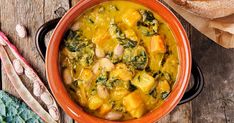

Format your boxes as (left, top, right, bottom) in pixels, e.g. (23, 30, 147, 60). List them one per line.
(60, 1, 179, 121)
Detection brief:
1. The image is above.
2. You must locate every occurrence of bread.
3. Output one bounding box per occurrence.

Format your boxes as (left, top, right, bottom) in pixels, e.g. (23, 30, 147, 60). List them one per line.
(173, 0, 234, 19)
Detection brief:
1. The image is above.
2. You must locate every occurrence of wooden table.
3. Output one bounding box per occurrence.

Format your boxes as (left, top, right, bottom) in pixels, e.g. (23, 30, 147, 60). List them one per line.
(0, 0, 234, 123)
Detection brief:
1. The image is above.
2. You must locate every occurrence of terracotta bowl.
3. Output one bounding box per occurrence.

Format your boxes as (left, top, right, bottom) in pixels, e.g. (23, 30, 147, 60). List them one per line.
(45, 0, 192, 122)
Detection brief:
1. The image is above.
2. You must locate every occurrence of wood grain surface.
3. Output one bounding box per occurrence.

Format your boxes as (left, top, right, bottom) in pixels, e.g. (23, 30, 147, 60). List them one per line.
(0, 0, 234, 123)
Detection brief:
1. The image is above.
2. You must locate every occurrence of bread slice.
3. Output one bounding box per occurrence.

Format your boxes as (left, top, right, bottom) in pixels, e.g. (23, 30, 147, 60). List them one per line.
(173, 0, 234, 19)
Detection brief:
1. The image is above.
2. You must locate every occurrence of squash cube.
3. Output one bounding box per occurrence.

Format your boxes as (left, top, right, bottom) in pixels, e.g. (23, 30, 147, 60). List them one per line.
(110, 63, 133, 81)
(157, 80, 170, 93)
(76, 82, 88, 106)
(79, 69, 93, 82)
(122, 9, 141, 27)
(149, 52, 164, 71)
(99, 103, 112, 115)
(111, 87, 130, 101)
(150, 35, 166, 53)
(124, 29, 138, 41)
(92, 28, 112, 49)
(88, 95, 103, 110)
(123, 90, 145, 118)
(132, 72, 155, 93)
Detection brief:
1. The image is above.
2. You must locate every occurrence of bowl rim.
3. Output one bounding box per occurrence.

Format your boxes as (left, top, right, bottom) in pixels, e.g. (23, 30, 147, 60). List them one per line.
(46, 0, 191, 122)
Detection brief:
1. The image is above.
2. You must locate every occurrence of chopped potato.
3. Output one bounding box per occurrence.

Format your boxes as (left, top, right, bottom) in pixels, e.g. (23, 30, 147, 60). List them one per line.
(88, 95, 103, 110)
(123, 90, 145, 118)
(122, 9, 141, 27)
(132, 72, 155, 93)
(150, 35, 166, 53)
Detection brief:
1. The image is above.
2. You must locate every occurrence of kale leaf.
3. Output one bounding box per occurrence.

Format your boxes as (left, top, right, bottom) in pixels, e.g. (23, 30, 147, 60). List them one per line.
(64, 30, 95, 67)
(0, 91, 44, 123)
(123, 46, 148, 70)
(110, 21, 137, 48)
(137, 9, 159, 36)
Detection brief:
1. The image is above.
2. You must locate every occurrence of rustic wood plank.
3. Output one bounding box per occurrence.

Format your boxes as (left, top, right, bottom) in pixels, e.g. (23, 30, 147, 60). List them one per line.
(0, 0, 45, 97)
(71, 0, 80, 6)
(1, 0, 234, 123)
(162, 0, 234, 122)
(0, 0, 72, 123)
(190, 22, 234, 123)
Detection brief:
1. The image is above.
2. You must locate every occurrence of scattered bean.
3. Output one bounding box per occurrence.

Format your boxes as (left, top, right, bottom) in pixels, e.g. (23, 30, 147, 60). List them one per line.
(33, 82, 43, 97)
(41, 92, 53, 105)
(16, 24, 27, 38)
(0, 36, 6, 46)
(13, 59, 23, 75)
(49, 106, 60, 121)
(25, 68, 37, 81)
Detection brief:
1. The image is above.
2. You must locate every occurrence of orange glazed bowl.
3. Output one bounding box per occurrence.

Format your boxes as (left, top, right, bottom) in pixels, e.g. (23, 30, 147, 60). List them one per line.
(45, 0, 193, 122)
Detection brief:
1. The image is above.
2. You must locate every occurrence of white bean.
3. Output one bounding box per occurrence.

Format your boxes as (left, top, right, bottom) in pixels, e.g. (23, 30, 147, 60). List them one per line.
(114, 44, 124, 56)
(0, 36, 6, 46)
(49, 107, 60, 121)
(33, 81, 43, 97)
(105, 111, 123, 120)
(100, 58, 114, 71)
(71, 21, 80, 31)
(92, 62, 101, 75)
(95, 47, 105, 58)
(41, 92, 53, 106)
(97, 85, 109, 99)
(25, 68, 37, 81)
(63, 68, 72, 84)
(13, 59, 24, 75)
(16, 24, 27, 38)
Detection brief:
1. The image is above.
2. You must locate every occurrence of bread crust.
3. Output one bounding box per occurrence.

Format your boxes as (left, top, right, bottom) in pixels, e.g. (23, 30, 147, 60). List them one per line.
(173, 0, 234, 19)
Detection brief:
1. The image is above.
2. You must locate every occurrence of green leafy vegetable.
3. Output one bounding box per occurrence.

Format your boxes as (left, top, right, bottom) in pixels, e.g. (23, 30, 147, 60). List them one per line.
(149, 88, 157, 98)
(110, 21, 137, 48)
(161, 91, 169, 100)
(96, 71, 109, 84)
(123, 46, 148, 70)
(137, 9, 159, 36)
(0, 91, 43, 123)
(106, 52, 122, 64)
(64, 30, 95, 67)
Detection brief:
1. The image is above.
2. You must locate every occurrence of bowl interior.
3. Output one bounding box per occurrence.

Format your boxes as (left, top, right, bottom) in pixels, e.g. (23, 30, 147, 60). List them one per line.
(46, 0, 191, 122)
